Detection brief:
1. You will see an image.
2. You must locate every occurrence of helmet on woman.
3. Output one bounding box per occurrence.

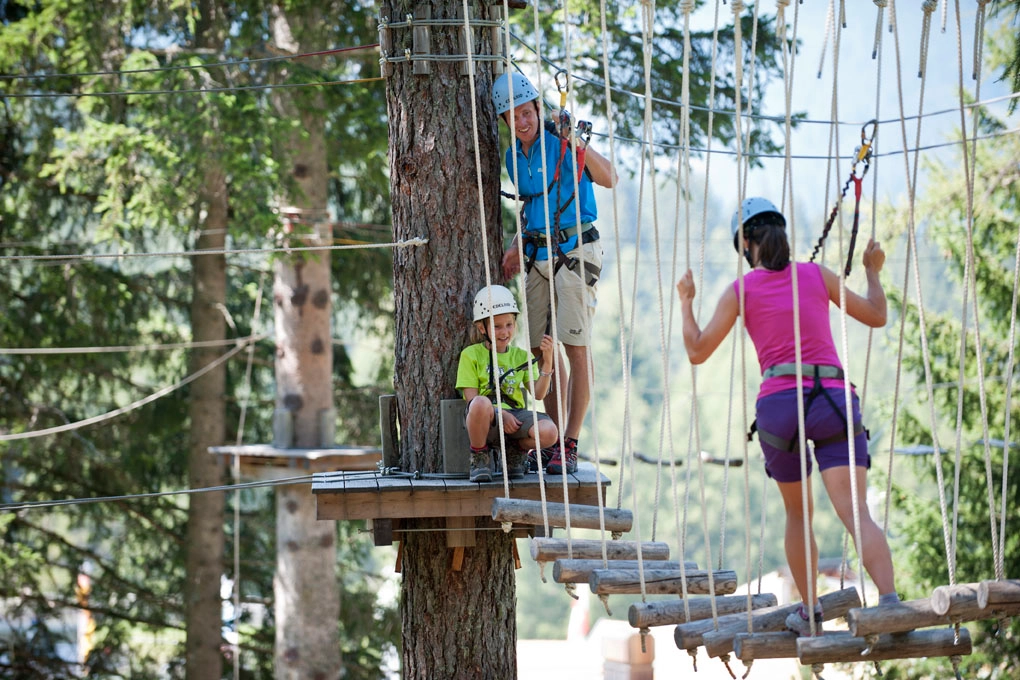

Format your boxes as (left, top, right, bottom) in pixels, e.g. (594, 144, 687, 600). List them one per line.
(492, 73, 540, 115)
(473, 285, 520, 322)
(731, 197, 786, 251)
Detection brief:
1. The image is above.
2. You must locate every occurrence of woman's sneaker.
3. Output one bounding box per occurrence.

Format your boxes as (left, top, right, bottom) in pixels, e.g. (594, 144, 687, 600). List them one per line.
(785, 603, 824, 637)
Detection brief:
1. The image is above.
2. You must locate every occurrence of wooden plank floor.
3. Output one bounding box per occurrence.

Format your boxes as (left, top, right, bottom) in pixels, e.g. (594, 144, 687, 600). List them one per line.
(313, 462, 611, 520)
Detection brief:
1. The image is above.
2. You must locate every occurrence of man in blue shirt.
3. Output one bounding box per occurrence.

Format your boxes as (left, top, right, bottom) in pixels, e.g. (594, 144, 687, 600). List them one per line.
(492, 72, 618, 474)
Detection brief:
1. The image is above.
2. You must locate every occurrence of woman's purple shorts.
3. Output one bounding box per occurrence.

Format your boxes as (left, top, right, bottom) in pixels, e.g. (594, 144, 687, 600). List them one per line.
(755, 388, 870, 483)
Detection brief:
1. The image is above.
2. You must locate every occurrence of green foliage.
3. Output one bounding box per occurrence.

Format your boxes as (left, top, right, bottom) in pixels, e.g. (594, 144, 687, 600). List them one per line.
(880, 106, 1020, 677)
(1, 0, 397, 677)
(514, 0, 796, 166)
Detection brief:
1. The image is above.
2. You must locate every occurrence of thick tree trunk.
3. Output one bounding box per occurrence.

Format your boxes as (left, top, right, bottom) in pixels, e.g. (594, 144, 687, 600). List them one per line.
(384, 0, 510, 676)
(270, 5, 342, 679)
(185, 4, 228, 678)
(185, 166, 227, 680)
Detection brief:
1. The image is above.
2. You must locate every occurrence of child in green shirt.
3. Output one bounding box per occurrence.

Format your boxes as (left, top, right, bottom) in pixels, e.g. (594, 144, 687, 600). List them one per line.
(456, 285, 558, 482)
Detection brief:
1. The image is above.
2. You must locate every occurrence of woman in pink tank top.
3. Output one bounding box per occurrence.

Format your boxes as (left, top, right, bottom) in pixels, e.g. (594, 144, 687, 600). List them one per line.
(676, 197, 898, 636)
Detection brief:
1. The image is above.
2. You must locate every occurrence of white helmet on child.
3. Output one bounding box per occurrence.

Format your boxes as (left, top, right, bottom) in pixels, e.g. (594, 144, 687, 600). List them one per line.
(473, 285, 520, 322)
(492, 73, 540, 115)
(731, 197, 786, 250)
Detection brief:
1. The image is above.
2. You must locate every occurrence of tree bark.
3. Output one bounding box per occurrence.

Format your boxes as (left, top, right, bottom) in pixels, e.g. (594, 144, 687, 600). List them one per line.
(384, 0, 509, 676)
(185, 167, 227, 680)
(185, 3, 228, 678)
(270, 5, 342, 679)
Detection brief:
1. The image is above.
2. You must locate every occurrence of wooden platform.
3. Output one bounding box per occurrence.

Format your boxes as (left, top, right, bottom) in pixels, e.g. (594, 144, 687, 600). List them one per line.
(313, 462, 610, 521)
(210, 443, 382, 476)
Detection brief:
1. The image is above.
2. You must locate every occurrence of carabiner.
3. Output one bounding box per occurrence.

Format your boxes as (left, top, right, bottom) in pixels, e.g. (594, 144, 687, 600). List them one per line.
(554, 69, 568, 109)
(851, 119, 877, 177)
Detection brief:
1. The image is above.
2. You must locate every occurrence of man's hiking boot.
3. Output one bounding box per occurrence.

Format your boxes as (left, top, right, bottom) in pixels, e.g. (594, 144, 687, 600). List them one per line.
(546, 439, 577, 475)
(469, 447, 492, 483)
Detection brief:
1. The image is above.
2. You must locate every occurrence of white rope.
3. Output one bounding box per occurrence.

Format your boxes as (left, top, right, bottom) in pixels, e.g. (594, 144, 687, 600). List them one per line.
(889, 0, 957, 587)
(952, 0, 1001, 582)
(0, 335, 264, 356)
(0, 338, 255, 442)
(998, 218, 1020, 582)
(460, 0, 514, 501)
(231, 272, 265, 680)
(0, 238, 428, 263)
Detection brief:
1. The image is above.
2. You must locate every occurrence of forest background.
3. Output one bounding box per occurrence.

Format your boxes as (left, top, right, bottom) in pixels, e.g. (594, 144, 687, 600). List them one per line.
(1, 1, 1018, 679)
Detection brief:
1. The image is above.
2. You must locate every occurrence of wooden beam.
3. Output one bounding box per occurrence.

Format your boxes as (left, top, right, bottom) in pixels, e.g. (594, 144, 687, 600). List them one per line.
(445, 516, 476, 548)
(555, 559, 699, 585)
(629, 594, 777, 628)
(530, 538, 670, 562)
(590, 570, 737, 597)
(797, 628, 972, 664)
(674, 587, 861, 651)
(846, 597, 949, 637)
(733, 631, 799, 661)
(492, 498, 633, 532)
(978, 579, 1020, 609)
(931, 582, 980, 616)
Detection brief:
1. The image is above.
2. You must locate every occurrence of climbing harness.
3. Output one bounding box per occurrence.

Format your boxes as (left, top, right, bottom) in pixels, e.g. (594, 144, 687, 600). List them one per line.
(747, 364, 868, 453)
(809, 119, 877, 276)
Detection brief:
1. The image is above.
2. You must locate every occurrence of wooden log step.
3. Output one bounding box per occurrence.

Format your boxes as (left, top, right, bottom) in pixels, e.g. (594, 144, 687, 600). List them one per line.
(629, 593, 778, 628)
(797, 628, 972, 664)
(733, 631, 799, 661)
(978, 578, 1020, 609)
(530, 538, 670, 562)
(492, 498, 633, 533)
(931, 582, 980, 616)
(674, 587, 861, 651)
(554, 559, 698, 584)
(846, 597, 949, 637)
(590, 569, 737, 596)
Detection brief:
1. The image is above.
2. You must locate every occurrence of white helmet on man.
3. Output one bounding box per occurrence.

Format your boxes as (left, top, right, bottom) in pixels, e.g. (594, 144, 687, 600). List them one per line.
(473, 285, 520, 322)
(731, 197, 786, 251)
(491, 72, 540, 116)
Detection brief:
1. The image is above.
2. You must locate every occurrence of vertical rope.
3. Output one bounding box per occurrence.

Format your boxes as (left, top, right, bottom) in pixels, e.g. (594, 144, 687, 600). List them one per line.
(231, 272, 265, 680)
(952, 0, 1001, 579)
(889, 0, 957, 588)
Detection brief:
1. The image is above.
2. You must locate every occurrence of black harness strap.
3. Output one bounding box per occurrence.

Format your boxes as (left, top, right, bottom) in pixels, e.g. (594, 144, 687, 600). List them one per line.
(748, 364, 868, 453)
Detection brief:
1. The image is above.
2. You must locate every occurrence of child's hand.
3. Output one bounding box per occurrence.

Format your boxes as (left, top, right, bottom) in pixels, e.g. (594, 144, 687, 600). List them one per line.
(676, 269, 697, 303)
(538, 334, 555, 368)
(500, 409, 522, 434)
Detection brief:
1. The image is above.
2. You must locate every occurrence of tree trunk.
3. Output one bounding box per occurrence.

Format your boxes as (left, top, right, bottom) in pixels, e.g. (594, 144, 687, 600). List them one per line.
(270, 5, 342, 679)
(185, 166, 227, 680)
(384, 0, 510, 675)
(185, 4, 228, 678)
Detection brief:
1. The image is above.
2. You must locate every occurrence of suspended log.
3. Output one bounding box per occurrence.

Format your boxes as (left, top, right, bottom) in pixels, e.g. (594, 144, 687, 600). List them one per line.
(846, 597, 949, 637)
(491, 498, 633, 533)
(554, 559, 698, 584)
(978, 579, 1020, 609)
(629, 593, 778, 628)
(674, 587, 861, 651)
(797, 628, 972, 664)
(590, 569, 737, 596)
(530, 538, 670, 562)
(733, 631, 799, 660)
(931, 582, 980, 616)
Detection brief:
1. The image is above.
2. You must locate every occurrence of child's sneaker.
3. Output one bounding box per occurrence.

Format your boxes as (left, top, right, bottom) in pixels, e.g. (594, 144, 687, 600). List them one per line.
(469, 447, 492, 483)
(785, 603, 824, 637)
(501, 444, 526, 480)
(546, 439, 578, 475)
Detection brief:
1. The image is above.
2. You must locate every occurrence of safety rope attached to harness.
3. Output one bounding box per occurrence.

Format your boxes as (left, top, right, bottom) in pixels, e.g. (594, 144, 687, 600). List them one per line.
(809, 119, 876, 275)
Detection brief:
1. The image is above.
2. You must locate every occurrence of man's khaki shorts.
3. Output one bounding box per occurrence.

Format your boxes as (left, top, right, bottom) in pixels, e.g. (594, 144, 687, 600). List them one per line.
(524, 240, 602, 348)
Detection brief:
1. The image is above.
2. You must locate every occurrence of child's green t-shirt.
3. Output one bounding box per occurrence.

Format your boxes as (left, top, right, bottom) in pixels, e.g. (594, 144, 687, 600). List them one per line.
(455, 343, 540, 409)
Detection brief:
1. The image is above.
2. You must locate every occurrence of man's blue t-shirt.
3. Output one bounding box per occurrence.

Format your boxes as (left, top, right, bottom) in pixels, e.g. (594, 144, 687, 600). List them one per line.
(504, 128, 598, 262)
